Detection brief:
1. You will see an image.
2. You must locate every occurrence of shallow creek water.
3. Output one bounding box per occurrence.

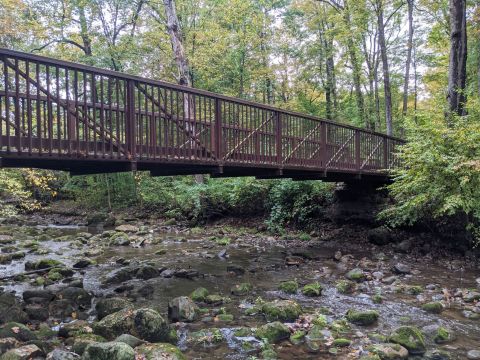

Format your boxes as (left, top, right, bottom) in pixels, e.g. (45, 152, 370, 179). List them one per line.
(1, 223, 479, 359)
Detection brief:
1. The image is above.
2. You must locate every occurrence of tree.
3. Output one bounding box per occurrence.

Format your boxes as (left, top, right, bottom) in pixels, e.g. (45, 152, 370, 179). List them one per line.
(402, 0, 414, 116)
(447, 0, 467, 117)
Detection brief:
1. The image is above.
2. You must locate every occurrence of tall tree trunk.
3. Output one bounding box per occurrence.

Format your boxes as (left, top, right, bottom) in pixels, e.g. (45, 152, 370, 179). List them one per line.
(343, 1, 366, 127)
(324, 36, 336, 120)
(78, 4, 92, 57)
(163, 0, 204, 183)
(402, 0, 414, 117)
(376, 0, 393, 135)
(447, 0, 467, 117)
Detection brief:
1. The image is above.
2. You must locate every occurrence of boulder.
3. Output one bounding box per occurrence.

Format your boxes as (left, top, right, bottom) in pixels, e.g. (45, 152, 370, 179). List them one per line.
(0, 293, 28, 324)
(255, 322, 290, 343)
(82, 342, 135, 360)
(367, 227, 393, 245)
(346, 268, 366, 282)
(467, 350, 480, 360)
(46, 349, 80, 359)
(114, 334, 144, 348)
(114, 225, 139, 233)
(0, 344, 42, 359)
(230, 283, 253, 296)
(302, 282, 323, 297)
(190, 288, 209, 302)
(0, 338, 18, 356)
(72, 334, 106, 356)
(278, 280, 298, 294)
(388, 326, 426, 355)
(369, 343, 409, 359)
(0, 322, 37, 342)
(392, 263, 411, 275)
(168, 297, 199, 322)
(134, 308, 169, 342)
(135, 266, 159, 280)
(57, 287, 92, 309)
(346, 309, 379, 326)
(135, 343, 185, 360)
(421, 302, 443, 314)
(95, 298, 133, 320)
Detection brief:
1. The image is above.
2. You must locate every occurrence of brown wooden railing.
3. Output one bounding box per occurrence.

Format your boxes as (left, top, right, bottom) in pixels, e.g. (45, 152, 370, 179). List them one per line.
(0, 48, 404, 179)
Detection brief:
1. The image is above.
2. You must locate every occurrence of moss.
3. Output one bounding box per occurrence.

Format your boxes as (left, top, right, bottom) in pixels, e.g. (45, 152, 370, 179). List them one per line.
(216, 314, 234, 322)
(255, 321, 290, 343)
(298, 233, 311, 241)
(346, 309, 379, 326)
(302, 282, 323, 297)
(190, 287, 209, 302)
(407, 285, 423, 295)
(329, 320, 350, 336)
(205, 294, 224, 305)
(388, 326, 426, 355)
(332, 338, 351, 347)
(290, 330, 306, 345)
(231, 282, 253, 296)
(278, 280, 298, 294)
(261, 348, 278, 359)
(434, 327, 452, 344)
(47, 269, 63, 281)
(215, 237, 231, 245)
(421, 301, 443, 314)
(313, 314, 328, 328)
(34, 277, 45, 286)
(372, 294, 383, 304)
(261, 300, 302, 321)
(346, 268, 365, 282)
(234, 328, 252, 337)
(336, 280, 356, 294)
(368, 333, 387, 343)
(136, 343, 185, 360)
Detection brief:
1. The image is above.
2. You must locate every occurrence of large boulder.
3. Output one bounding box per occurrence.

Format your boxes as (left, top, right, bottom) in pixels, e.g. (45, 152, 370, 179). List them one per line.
(388, 326, 426, 355)
(168, 297, 199, 323)
(95, 298, 133, 320)
(82, 342, 135, 360)
(93, 308, 168, 342)
(135, 343, 186, 360)
(261, 300, 302, 322)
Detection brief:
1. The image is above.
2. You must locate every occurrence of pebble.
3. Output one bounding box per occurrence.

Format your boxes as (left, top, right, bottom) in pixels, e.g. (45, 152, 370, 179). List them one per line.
(467, 350, 480, 360)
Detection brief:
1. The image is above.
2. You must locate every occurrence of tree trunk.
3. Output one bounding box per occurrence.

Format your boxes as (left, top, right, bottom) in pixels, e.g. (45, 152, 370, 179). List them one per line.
(447, 0, 467, 117)
(344, 1, 366, 127)
(78, 4, 92, 57)
(163, 0, 204, 184)
(402, 0, 414, 117)
(325, 36, 336, 120)
(376, 0, 393, 135)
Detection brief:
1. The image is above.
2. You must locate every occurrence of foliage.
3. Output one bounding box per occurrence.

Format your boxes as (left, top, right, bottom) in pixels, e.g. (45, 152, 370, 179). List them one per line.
(265, 180, 334, 233)
(381, 102, 480, 243)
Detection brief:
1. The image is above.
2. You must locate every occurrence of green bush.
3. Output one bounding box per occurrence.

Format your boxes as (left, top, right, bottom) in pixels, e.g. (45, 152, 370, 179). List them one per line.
(380, 107, 480, 245)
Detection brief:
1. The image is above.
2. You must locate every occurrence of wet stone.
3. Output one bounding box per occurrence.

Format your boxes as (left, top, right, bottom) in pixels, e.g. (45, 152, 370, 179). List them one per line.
(468, 350, 480, 360)
(392, 263, 411, 275)
(46, 349, 80, 360)
(168, 296, 199, 322)
(95, 297, 133, 320)
(0, 322, 37, 342)
(82, 341, 135, 360)
(0, 337, 18, 355)
(0, 344, 43, 359)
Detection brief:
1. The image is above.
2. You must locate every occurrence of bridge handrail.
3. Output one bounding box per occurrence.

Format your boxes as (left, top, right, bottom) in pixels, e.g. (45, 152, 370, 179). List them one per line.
(0, 48, 405, 143)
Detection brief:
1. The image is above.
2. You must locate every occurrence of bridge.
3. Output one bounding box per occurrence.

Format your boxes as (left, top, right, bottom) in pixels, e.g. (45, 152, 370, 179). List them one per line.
(0, 49, 404, 182)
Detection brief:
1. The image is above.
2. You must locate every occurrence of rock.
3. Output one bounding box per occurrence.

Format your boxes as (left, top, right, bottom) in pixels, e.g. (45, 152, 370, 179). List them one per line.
(0, 338, 18, 355)
(168, 297, 199, 322)
(95, 298, 133, 320)
(109, 233, 131, 247)
(82, 342, 135, 360)
(421, 302, 443, 314)
(160, 269, 175, 278)
(0, 293, 28, 324)
(382, 276, 397, 285)
(290, 330, 306, 345)
(173, 269, 199, 279)
(46, 349, 80, 360)
(346, 309, 379, 326)
(114, 225, 139, 233)
(333, 338, 351, 347)
(49, 299, 76, 321)
(464, 291, 480, 303)
(467, 350, 480, 360)
(230, 283, 253, 296)
(392, 263, 411, 275)
(395, 239, 413, 253)
(105, 269, 134, 284)
(433, 327, 455, 344)
(114, 334, 144, 348)
(133, 308, 169, 342)
(135, 266, 159, 280)
(24, 259, 64, 271)
(388, 326, 426, 355)
(25, 304, 49, 321)
(255, 322, 290, 343)
(0, 344, 42, 359)
(205, 295, 223, 305)
(72, 334, 106, 355)
(226, 264, 245, 275)
(424, 349, 451, 360)
(0, 322, 37, 342)
(367, 227, 393, 245)
(261, 300, 302, 321)
(369, 343, 409, 359)
(57, 287, 92, 308)
(372, 271, 384, 280)
(476, 278, 480, 290)
(73, 259, 94, 269)
(302, 282, 323, 297)
(278, 280, 298, 294)
(135, 343, 186, 360)
(346, 268, 366, 282)
(190, 288, 209, 302)
(93, 308, 168, 342)
(58, 320, 92, 338)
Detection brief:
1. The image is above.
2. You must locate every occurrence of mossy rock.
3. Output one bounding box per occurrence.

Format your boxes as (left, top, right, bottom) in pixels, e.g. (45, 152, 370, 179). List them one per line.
(205, 294, 224, 305)
(255, 322, 290, 343)
(373, 294, 383, 304)
(72, 334, 106, 355)
(96, 298, 134, 320)
(0, 322, 37, 342)
(261, 300, 302, 321)
(231, 283, 253, 296)
(82, 341, 135, 360)
(336, 280, 356, 294)
(346, 268, 366, 282)
(47, 269, 64, 281)
(278, 280, 298, 294)
(290, 330, 306, 345)
(388, 326, 426, 355)
(25, 258, 64, 271)
(407, 285, 423, 295)
(346, 309, 379, 326)
(434, 327, 455, 344)
(332, 338, 351, 347)
(329, 320, 350, 336)
(187, 328, 224, 347)
(421, 302, 443, 314)
(302, 282, 323, 297)
(234, 327, 253, 337)
(215, 314, 234, 322)
(369, 343, 409, 359)
(135, 343, 186, 360)
(190, 287, 209, 302)
(313, 314, 328, 328)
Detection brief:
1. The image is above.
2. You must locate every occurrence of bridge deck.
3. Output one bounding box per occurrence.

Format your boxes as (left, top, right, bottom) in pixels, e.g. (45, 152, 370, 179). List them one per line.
(0, 49, 404, 181)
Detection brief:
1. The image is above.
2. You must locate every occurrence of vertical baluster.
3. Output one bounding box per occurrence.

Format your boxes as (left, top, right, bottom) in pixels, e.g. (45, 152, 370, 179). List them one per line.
(14, 59, 21, 154)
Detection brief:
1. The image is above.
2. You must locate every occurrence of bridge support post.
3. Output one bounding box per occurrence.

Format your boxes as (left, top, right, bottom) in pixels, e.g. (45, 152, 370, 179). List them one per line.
(125, 80, 136, 160)
(355, 129, 361, 172)
(214, 98, 222, 161)
(276, 111, 282, 165)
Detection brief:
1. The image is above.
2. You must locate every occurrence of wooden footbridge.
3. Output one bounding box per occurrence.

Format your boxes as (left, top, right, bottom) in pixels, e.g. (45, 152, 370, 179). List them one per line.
(0, 49, 403, 181)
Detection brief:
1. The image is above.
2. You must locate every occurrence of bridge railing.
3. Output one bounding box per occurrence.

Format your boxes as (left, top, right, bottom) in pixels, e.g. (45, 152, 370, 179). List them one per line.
(0, 48, 404, 174)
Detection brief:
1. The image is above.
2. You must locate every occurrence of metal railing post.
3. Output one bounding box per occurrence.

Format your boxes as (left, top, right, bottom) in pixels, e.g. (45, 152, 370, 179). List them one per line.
(125, 80, 136, 160)
(355, 130, 361, 171)
(215, 98, 222, 160)
(276, 111, 282, 165)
